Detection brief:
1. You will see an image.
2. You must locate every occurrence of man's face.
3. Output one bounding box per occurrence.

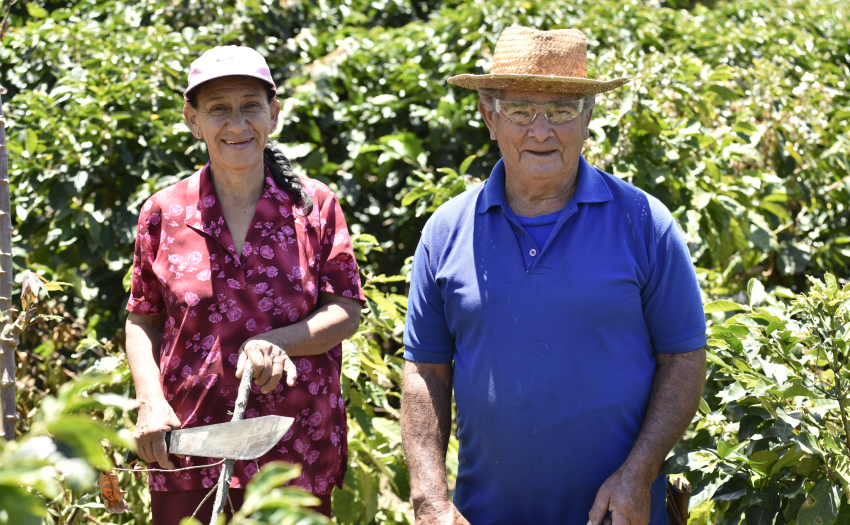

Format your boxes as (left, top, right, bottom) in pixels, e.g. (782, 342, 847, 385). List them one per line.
(480, 89, 592, 185)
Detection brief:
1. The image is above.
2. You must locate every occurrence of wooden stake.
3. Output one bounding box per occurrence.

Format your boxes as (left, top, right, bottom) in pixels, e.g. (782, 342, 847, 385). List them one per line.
(0, 85, 15, 442)
(209, 366, 254, 525)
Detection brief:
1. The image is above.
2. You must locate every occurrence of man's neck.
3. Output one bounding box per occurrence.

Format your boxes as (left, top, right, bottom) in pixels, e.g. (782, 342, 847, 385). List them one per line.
(504, 163, 579, 218)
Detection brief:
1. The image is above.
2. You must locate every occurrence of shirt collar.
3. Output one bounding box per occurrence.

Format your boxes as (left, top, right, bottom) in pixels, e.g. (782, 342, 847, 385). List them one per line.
(186, 163, 300, 261)
(476, 155, 613, 214)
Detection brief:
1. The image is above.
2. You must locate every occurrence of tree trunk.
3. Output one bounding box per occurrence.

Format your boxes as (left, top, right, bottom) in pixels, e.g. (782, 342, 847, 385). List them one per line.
(0, 86, 16, 442)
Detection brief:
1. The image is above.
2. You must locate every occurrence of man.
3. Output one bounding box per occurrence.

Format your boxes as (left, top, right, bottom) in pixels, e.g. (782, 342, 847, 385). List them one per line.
(401, 27, 707, 525)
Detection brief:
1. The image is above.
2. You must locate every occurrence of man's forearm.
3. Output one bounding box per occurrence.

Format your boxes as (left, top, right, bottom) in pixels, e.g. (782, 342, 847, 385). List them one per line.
(401, 360, 454, 515)
(622, 347, 706, 485)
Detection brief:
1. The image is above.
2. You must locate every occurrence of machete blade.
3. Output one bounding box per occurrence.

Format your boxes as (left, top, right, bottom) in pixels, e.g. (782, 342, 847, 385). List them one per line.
(168, 415, 293, 460)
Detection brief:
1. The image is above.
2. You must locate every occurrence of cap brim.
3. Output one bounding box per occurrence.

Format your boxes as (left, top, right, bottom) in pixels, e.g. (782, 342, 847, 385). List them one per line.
(447, 73, 630, 94)
(183, 73, 277, 101)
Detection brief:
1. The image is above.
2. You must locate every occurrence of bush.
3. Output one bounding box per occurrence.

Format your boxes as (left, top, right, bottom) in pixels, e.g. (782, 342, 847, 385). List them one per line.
(666, 275, 850, 525)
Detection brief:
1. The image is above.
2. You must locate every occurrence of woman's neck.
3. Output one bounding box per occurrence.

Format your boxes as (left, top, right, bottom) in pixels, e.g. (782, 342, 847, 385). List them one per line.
(208, 160, 266, 208)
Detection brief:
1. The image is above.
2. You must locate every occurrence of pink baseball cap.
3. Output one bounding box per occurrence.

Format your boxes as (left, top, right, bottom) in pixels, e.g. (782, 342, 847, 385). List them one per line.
(183, 46, 277, 102)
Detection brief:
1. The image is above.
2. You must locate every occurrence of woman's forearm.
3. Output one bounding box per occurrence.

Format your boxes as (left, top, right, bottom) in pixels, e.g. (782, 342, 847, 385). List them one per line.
(258, 292, 361, 357)
(125, 312, 167, 402)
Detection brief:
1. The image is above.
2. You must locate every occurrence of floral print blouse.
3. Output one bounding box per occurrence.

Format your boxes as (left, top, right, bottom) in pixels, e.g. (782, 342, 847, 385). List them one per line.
(127, 163, 365, 494)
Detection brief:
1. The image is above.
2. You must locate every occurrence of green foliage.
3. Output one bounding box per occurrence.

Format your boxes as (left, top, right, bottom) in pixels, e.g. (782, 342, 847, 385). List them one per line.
(665, 274, 850, 525)
(229, 462, 331, 525)
(0, 372, 135, 525)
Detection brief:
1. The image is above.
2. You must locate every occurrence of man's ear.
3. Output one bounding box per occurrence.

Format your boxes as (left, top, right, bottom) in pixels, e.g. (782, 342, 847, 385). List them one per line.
(479, 99, 498, 140)
(583, 108, 594, 141)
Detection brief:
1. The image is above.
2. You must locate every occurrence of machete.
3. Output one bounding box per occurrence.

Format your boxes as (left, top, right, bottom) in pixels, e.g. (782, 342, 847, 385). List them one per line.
(125, 415, 293, 463)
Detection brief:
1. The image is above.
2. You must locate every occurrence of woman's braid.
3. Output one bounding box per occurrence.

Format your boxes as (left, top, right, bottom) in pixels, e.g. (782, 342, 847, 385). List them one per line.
(263, 140, 314, 215)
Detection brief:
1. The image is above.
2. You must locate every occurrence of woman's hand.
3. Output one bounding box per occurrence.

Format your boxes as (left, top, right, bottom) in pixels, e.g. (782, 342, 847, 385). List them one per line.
(236, 336, 298, 393)
(134, 397, 182, 470)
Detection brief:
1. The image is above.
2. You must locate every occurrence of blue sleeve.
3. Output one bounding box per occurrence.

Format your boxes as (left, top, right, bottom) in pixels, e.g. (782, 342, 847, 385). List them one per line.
(642, 215, 707, 354)
(403, 224, 455, 364)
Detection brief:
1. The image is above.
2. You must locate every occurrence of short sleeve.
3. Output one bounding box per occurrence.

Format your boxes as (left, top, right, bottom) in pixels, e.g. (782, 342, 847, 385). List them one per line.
(641, 218, 707, 354)
(317, 193, 366, 305)
(403, 224, 455, 364)
(126, 199, 166, 316)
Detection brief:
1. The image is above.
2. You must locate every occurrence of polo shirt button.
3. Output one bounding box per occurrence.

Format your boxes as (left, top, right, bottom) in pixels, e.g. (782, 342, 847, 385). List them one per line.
(529, 249, 537, 257)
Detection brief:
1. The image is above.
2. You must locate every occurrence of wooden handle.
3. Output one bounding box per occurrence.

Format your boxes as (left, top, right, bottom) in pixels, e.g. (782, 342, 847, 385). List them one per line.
(209, 366, 254, 525)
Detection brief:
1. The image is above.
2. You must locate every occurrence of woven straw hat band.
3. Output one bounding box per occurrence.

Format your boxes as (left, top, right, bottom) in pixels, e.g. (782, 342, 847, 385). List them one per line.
(492, 27, 588, 78)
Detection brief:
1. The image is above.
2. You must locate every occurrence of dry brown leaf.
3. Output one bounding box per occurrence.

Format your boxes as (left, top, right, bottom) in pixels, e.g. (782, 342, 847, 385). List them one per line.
(99, 471, 131, 513)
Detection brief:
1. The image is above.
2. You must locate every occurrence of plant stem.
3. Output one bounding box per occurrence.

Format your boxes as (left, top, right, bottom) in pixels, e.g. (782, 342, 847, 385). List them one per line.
(0, 86, 14, 442)
(837, 381, 850, 459)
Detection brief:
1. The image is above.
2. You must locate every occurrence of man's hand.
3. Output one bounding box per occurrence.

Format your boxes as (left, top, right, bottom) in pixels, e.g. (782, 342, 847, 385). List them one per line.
(134, 397, 182, 470)
(588, 466, 652, 525)
(236, 336, 298, 393)
(415, 501, 471, 525)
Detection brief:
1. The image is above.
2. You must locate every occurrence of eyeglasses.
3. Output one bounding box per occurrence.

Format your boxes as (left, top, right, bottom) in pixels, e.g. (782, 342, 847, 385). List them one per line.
(494, 98, 584, 125)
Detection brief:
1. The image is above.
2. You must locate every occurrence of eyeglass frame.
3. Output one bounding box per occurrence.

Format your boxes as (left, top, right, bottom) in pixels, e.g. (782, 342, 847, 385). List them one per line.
(492, 97, 585, 126)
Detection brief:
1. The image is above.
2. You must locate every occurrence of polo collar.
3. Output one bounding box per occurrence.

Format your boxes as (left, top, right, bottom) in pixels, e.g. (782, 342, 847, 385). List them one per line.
(476, 155, 613, 214)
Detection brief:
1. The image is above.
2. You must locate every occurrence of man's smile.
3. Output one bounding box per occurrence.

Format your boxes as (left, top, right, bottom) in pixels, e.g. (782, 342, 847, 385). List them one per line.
(524, 149, 559, 157)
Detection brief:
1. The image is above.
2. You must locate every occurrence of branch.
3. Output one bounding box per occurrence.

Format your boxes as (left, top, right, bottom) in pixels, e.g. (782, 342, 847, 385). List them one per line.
(0, 0, 20, 41)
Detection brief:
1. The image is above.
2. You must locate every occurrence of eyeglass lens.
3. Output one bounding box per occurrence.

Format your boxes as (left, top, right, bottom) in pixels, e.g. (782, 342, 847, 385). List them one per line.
(497, 100, 583, 125)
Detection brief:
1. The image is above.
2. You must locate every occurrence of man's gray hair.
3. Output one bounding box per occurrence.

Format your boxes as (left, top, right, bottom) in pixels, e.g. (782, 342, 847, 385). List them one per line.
(478, 88, 596, 118)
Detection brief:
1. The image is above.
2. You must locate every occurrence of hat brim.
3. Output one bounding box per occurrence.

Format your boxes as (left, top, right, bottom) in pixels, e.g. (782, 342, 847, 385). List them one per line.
(183, 73, 277, 102)
(447, 74, 630, 94)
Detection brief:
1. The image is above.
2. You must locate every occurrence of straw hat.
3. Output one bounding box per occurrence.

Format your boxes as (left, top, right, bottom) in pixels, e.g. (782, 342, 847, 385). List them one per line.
(447, 26, 629, 94)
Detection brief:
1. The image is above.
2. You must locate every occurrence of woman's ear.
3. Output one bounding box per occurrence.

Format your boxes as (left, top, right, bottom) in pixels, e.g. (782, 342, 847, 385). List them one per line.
(184, 103, 201, 139)
(269, 98, 282, 134)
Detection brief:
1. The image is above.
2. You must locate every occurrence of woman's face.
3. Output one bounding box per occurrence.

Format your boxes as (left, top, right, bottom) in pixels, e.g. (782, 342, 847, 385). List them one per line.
(184, 76, 281, 177)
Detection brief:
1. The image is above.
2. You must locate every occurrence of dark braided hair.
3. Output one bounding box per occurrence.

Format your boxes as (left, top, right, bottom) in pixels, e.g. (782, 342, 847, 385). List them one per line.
(263, 139, 313, 215)
(186, 83, 314, 215)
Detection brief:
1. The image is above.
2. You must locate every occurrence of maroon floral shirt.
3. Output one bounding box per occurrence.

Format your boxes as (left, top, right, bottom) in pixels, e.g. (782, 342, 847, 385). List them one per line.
(127, 163, 365, 494)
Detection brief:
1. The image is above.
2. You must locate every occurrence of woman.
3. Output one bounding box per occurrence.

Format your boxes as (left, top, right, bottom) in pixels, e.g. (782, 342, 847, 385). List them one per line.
(125, 46, 364, 525)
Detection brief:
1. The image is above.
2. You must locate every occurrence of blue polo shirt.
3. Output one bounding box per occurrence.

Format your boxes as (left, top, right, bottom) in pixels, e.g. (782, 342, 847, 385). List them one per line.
(403, 156, 706, 525)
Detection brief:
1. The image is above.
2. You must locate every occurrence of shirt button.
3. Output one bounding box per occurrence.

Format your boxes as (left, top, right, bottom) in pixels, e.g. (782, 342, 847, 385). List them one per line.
(529, 249, 537, 257)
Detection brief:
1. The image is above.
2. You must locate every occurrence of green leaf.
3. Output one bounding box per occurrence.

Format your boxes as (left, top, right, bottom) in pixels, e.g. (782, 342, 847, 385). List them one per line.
(748, 450, 779, 476)
(332, 487, 361, 525)
(709, 84, 741, 100)
(782, 382, 816, 399)
(746, 498, 780, 525)
(748, 279, 767, 307)
(771, 449, 806, 475)
(699, 397, 711, 415)
(759, 201, 791, 220)
(718, 382, 748, 403)
(26, 3, 49, 18)
(705, 300, 749, 313)
(362, 379, 388, 409)
(341, 340, 361, 381)
(797, 480, 840, 525)
(690, 472, 730, 509)
(24, 128, 38, 154)
(372, 418, 401, 445)
(458, 154, 477, 176)
(241, 462, 308, 510)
